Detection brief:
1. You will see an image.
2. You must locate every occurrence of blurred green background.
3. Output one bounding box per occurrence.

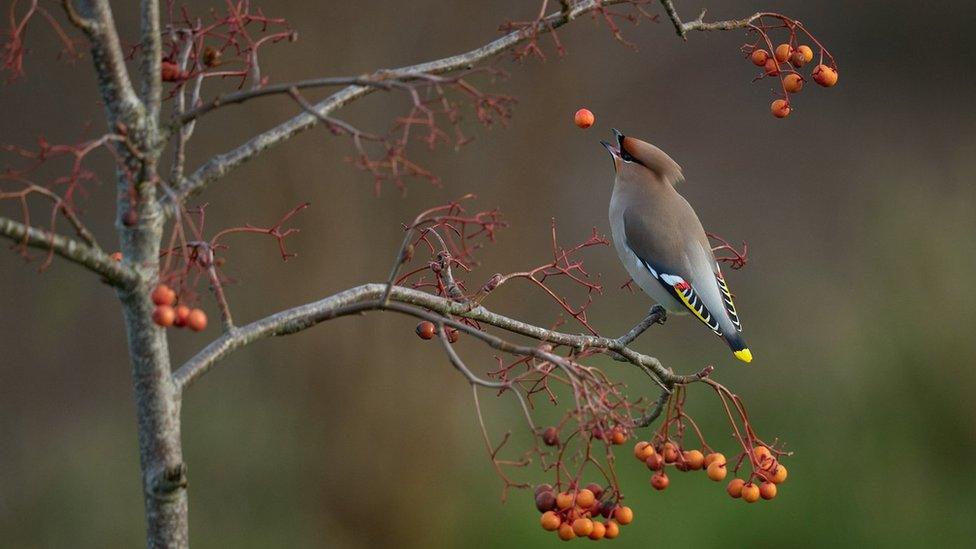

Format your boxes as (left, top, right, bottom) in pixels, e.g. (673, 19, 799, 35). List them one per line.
(2, 0, 975, 547)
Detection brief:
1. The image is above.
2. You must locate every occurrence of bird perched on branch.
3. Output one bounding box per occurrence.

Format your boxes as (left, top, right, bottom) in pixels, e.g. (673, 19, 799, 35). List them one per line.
(601, 129, 752, 363)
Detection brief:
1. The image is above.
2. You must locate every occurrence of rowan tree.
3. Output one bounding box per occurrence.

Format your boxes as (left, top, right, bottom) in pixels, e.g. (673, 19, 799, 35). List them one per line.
(0, 1, 836, 546)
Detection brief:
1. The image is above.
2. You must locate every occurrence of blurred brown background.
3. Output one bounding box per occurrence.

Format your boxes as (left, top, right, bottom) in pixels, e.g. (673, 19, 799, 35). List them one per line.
(2, 0, 975, 547)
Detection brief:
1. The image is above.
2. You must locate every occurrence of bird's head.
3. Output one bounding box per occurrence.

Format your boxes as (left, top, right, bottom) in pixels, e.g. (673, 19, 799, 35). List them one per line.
(601, 128, 684, 186)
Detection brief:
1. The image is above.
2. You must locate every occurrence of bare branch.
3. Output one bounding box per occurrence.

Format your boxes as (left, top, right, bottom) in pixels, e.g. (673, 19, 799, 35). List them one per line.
(172, 283, 698, 392)
(139, 0, 163, 120)
(659, 1, 762, 38)
(170, 0, 638, 204)
(63, 0, 143, 126)
(0, 215, 139, 288)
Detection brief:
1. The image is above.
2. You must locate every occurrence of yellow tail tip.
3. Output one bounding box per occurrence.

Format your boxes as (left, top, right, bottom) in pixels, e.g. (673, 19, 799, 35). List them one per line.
(734, 348, 753, 363)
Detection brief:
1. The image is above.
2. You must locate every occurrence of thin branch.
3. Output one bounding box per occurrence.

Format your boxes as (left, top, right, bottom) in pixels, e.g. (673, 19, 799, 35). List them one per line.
(659, 1, 762, 38)
(616, 304, 667, 346)
(173, 283, 698, 392)
(0, 215, 139, 288)
(170, 0, 638, 204)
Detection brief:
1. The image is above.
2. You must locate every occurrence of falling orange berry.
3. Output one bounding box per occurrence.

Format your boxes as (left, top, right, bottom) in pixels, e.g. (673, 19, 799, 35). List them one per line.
(574, 108, 595, 129)
(770, 99, 791, 119)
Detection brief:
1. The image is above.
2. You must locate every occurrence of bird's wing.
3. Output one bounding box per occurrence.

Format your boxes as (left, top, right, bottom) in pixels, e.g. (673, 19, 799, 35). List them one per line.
(622, 209, 724, 337)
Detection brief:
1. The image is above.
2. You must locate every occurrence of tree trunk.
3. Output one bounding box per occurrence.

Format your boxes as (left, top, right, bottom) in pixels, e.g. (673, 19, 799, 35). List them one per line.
(118, 176, 189, 548)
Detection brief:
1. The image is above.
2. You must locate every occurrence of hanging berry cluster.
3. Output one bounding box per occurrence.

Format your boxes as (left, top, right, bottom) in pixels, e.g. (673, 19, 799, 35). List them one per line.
(740, 13, 838, 118)
(535, 484, 633, 541)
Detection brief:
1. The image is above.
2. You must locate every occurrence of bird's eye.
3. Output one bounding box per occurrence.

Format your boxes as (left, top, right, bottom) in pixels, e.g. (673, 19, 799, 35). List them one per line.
(621, 151, 635, 163)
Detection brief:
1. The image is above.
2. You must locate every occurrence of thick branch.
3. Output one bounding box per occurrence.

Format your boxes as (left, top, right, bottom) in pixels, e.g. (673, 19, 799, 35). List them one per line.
(139, 0, 163, 121)
(173, 283, 701, 391)
(170, 0, 635, 204)
(0, 216, 139, 288)
(64, 0, 143, 126)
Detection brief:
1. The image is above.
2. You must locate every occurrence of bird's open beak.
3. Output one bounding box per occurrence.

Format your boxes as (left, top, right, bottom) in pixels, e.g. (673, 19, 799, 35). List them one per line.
(600, 128, 625, 158)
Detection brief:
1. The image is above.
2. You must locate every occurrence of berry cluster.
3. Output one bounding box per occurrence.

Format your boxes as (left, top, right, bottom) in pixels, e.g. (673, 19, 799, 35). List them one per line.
(740, 14, 838, 118)
(535, 484, 632, 541)
(632, 439, 788, 503)
(150, 284, 208, 332)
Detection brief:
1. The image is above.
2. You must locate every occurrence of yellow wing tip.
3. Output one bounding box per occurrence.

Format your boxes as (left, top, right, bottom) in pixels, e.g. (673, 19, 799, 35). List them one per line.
(734, 348, 753, 363)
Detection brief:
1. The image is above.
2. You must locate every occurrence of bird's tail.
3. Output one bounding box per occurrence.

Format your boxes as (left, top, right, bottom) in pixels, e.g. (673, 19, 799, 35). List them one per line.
(724, 332, 753, 364)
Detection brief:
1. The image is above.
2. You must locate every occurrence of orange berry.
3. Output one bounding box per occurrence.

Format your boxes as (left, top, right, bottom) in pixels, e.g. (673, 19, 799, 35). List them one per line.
(750, 48, 769, 66)
(706, 460, 727, 481)
(152, 305, 175, 327)
(151, 284, 176, 306)
(796, 44, 814, 63)
(741, 482, 761, 503)
(727, 478, 745, 499)
(770, 99, 791, 119)
(173, 305, 191, 328)
(753, 446, 773, 463)
(558, 522, 576, 541)
(110, 251, 123, 262)
(542, 426, 560, 446)
(572, 518, 594, 537)
(704, 452, 725, 468)
(783, 73, 804, 93)
(634, 441, 655, 461)
(603, 520, 620, 539)
(683, 450, 705, 470)
(576, 488, 596, 509)
(764, 58, 780, 77)
(446, 327, 460, 343)
(774, 43, 793, 63)
(663, 442, 679, 463)
(812, 64, 838, 87)
(651, 471, 669, 491)
(760, 481, 778, 500)
(613, 506, 633, 525)
(541, 511, 561, 531)
(574, 108, 595, 129)
(610, 428, 627, 445)
(556, 492, 574, 510)
(186, 308, 208, 332)
(415, 321, 435, 340)
(588, 520, 606, 540)
(772, 464, 789, 484)
(645, 453, 664, 471)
